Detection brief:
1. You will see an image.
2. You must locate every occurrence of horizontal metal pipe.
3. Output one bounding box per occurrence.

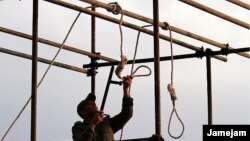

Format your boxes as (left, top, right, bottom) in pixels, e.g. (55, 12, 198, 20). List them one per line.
(83, 53, 206, 68)
(0, 26, 227, 63)
(226, 0, 250, 10)
(0, 47, 88, 74)
(0, 26, 117, 63)
(83, 47, 249, 68)
(115, 135, 164, 141)
(179, 0, 250, 29)
(79, 0, 249, 59)
(116, 138, 150, 141)
(44, 0, 199, 51)
(168, 26, 250, 58)
(44, 0, 227, 62)
(204, 47, 250, 56)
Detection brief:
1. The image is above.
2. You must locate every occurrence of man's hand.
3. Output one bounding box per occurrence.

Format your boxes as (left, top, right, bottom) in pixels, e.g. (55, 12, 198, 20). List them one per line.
(89, 111, 104, 130)
(122, 75, 133, 97)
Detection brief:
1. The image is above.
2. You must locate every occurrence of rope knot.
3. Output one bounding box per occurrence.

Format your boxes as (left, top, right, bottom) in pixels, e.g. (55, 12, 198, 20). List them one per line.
(115, 55, 127, 80)
(108, 2, 122, 15)
(162, 22, 171, 30)
(167, 84, 177, 101)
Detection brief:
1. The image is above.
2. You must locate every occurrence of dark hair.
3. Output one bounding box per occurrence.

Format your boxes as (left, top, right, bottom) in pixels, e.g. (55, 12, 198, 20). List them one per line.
(77, 93, 96, 119)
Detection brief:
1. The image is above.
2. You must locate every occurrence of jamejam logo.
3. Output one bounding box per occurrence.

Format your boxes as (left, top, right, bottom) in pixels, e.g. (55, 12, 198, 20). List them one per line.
(203, 125, 249, 141)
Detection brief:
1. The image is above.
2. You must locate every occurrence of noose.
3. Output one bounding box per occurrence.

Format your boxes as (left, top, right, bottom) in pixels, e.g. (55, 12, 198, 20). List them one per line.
(119, 25, 152, 141)
(108, 3, 127, 140)
(108, 3, 152, 139)
(164, 22, 185, 139)
(130, 25, 153, 78)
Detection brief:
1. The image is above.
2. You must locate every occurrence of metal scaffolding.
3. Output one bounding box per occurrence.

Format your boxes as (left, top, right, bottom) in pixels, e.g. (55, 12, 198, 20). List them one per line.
(0, 0, 249, 141)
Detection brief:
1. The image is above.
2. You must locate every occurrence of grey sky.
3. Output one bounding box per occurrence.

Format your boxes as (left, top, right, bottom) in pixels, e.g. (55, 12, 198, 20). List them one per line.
(0, 0, 249, 141)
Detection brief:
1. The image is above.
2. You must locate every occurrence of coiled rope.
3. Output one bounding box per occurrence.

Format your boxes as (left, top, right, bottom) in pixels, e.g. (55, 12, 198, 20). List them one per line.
(1, 12, 82, 141)
(164, 22, 185, 139)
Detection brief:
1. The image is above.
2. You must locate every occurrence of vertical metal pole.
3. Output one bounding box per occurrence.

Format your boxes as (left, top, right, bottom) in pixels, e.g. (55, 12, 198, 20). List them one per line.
(91, 6, 96, 94)
(206, 49, 213, 125)
(100, 66, 114, 111)
(31, 0, 39, 141)
(153, 0, 161, 138)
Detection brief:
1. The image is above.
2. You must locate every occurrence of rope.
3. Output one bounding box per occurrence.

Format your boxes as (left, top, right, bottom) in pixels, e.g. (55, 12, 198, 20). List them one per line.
(85, 5, 100, 9)
(108, 2, 128, 80)
(1, 12, 82, 141)
(129, 25, 153, 79)
(107, 3, 152, 139)
(107, 2, 126, 140)
(119, 25, 152, 141)
(130, 24, 152, 74)
(164, 22, 185, 139)
(131, 65, 151, 77)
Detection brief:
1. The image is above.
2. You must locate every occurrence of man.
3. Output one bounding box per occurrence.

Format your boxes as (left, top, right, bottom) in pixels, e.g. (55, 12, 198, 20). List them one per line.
(72, 76, 133, 141)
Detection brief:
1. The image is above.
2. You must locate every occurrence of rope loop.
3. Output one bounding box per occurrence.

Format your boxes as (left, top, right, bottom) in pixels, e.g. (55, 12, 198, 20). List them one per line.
(168, 108, 185, 139)
(167, 84, 185, 139)
(164, 21, 185, 139)
(131, 65, 152, 78)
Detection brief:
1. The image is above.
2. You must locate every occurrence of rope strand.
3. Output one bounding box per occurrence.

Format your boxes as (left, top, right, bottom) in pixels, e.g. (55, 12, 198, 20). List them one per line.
(107, 3, 152, 139)
(1, 12, 81, 141)
(107, 2, 125, 140)
(112, 2, 127, 80)
(131, 24, 152, 75)
(164, 22, 185, 139)
(131, 65, 151, 77)
(168, 107, 185, 139)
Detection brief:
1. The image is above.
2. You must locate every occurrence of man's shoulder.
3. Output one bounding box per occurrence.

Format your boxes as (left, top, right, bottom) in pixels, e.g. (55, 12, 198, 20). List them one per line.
(74, 121, 83, 125)
(73, 121, 85, 129)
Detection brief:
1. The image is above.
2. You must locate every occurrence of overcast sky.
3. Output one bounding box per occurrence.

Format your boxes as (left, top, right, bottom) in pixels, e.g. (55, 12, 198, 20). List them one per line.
(0, 0, 249, 141)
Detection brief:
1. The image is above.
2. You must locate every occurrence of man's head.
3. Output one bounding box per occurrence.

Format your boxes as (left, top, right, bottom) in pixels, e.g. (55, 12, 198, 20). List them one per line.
(77, 93, 98, 120)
